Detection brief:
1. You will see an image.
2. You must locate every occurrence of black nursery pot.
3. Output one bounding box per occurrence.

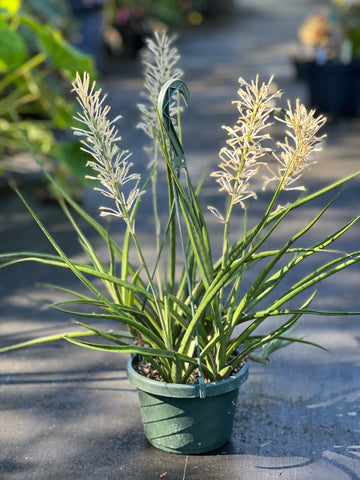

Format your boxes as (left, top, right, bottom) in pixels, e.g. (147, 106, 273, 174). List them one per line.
(297, 60, 360, 117)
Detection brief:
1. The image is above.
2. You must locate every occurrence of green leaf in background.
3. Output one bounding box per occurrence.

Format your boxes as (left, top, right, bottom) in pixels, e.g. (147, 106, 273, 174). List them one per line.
(17, 15, 95, 79)
(38, 25, 95, 78)
(29, 74, 76, 128)
(56, 141, 95, 184)
(349, 25, 360, 57)
(0, 0, 21, 15)
(0, 117, 55, 156)
(21, 0, 72, 31)
(0, 18, 28, 71)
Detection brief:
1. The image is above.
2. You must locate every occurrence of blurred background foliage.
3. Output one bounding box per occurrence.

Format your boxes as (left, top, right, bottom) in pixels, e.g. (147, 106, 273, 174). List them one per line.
(0, 0, 96, 198)
(0, 0, 232, 198)
(103, 0, 233, 56)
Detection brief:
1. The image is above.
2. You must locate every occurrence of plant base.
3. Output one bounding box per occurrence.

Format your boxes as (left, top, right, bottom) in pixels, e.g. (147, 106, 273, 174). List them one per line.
(127, 355, 249, 454)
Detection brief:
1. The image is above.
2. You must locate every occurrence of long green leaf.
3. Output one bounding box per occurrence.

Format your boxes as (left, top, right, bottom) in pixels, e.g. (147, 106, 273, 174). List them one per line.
(227, 292, 317, 361)
(0, 253, 155, 303)
(56, 194, 120, 304)
(65, 339, 175, 357)
(0, 330, 100, 353)
(49, 305, 164, 348)
(231, 194, 346, 326)
(222, 171, 360, 271)
(242, 216, 360, 314)
(270, 252, 360, 311)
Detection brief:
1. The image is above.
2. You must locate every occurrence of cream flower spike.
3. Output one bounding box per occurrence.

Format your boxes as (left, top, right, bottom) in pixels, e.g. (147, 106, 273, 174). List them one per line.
(210, 75, 282, 213)
(72, 72, 144, 228)
(137, 31, 184, 142)
(264, 99, 326, 191)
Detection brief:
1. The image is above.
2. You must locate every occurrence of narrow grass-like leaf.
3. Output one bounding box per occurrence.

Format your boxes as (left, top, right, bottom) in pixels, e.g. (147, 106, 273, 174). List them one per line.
(0, 330, 100, 353)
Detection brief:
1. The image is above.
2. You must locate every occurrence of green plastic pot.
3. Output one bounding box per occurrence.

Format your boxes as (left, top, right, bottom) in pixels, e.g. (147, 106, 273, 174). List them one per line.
(127, 355, 249, 454)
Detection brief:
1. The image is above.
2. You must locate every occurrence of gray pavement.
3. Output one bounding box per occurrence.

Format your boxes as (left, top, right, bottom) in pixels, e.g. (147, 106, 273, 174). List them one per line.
(1, 0, 360, 478)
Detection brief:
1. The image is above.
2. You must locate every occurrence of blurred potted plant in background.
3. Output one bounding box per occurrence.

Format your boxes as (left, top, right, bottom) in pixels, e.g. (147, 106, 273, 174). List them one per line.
(102, 0, 235, 57)
(0, 0, 96, 198)
(294, 0, 360, 116)
(1, 32, 360, 454)
(67, 0, 106, 69)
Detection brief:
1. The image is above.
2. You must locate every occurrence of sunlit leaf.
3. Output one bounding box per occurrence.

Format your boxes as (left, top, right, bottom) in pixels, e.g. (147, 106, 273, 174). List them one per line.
(0, 18, 27, 71)
(0, 0, 21, 14)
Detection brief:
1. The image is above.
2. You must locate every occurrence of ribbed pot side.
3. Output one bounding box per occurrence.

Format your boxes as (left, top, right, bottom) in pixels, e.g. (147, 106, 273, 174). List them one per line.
(127, 355, 249, 454)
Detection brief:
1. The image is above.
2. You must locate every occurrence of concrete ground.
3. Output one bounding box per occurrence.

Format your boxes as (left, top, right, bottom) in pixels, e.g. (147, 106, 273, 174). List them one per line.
(1, 0, 360, 478)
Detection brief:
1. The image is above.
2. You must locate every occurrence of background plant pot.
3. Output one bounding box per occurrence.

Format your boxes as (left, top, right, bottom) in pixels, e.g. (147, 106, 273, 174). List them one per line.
(68, 0, 105, 69)
(294, 59, 360, 117)
(127, 355, 249, 454)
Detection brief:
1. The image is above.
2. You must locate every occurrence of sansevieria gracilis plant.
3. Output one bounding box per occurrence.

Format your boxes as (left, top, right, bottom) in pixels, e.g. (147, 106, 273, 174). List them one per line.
(1, 32, 360, 384)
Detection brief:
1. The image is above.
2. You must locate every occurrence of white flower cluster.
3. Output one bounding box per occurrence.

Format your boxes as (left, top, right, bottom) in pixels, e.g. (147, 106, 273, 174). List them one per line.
(71, 72, 144, 225)
(211, 76, 281, 209)
(137, 31, 183, 143)
(265, 99, 326, 190)
(211, 76, 326, 217)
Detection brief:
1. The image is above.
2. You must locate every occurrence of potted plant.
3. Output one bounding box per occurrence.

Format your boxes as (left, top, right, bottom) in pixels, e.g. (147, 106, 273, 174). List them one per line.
(1, 32, 360, 454)
(294, 0, 360, 116)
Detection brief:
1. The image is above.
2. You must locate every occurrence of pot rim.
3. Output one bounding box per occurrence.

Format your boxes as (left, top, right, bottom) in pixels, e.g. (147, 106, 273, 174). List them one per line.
(127, 354, 249, 399)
